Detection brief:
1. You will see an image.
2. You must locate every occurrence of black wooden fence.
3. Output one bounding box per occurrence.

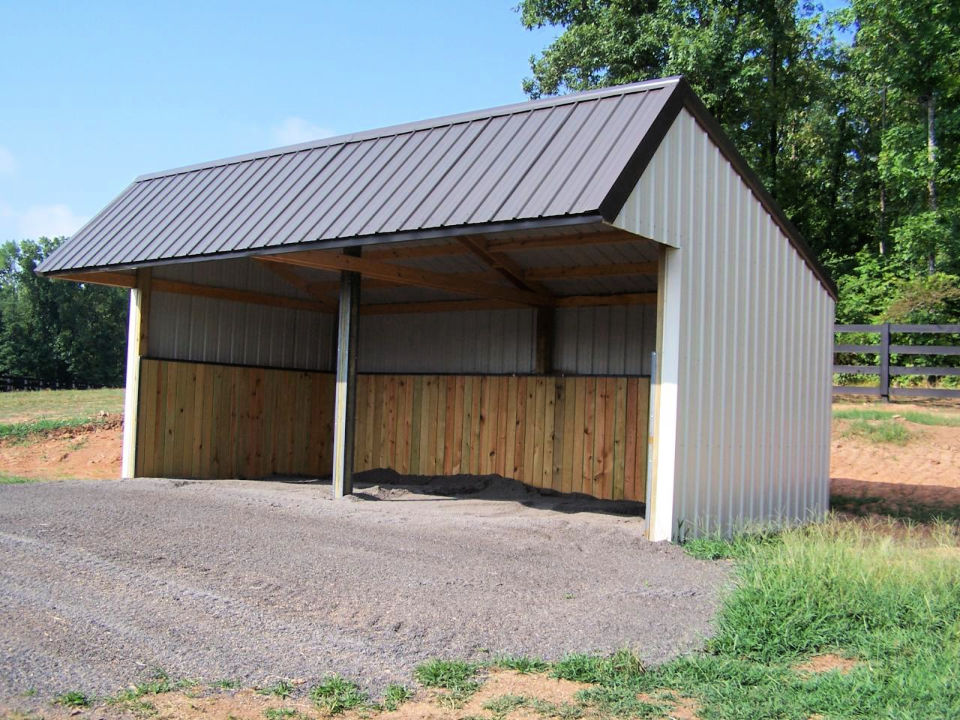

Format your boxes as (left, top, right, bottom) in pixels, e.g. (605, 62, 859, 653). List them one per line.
(0, 374, 92, 392)
(834, 324, 960, 400)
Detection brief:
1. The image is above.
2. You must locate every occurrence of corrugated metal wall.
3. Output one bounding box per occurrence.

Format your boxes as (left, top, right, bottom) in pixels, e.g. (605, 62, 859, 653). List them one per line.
(148, 259, 656, 377)
(358, 310, 536, 374)
(554, 305, 655, 375)
(149, 259, 335, 371)
(615, 108, 834, 538)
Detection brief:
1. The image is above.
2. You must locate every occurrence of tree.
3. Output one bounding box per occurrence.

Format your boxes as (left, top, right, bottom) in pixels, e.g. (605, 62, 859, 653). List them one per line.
(0, 238, 128, 386)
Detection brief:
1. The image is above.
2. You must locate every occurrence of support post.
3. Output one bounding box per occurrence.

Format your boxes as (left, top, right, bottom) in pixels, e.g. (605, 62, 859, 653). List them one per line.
(535, 307, 554, 375)
(121, 268, 151, 478)
(647, 246, 681, 542)
(879, 323, 890, 403)
(332, 251, 361, 498)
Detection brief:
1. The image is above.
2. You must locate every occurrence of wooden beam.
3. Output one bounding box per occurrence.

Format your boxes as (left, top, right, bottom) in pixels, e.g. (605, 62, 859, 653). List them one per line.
(525, 262, 658, 280)
(361, 298, 523, 315)
(152, 278, 332, 313)
(121, 269, 151, 479)
(554, 292, 657, 308)
(486, 232, 649, 253)
(361, 292, 657, 314)
(55, 271, 137, 288)
(332, 254, 360, 499)
(458, 236, 551, 297)
(258, 250, 550, 307)
(362, 243, 467, 261)
(257, 261, 338, 311)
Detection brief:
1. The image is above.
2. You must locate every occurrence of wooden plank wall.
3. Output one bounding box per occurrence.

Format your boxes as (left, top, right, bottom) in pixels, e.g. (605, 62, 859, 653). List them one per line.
(353, 375, 649, 501)
(136, 358, 334, 479)
(136, 359, 650, 501)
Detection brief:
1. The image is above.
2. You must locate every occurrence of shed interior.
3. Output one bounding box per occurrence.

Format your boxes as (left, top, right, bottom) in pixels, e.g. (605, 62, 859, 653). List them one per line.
(113, 223, 660, 504)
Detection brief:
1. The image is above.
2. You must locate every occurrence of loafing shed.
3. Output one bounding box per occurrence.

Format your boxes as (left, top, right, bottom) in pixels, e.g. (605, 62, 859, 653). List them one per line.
(39, 76, 837, 540)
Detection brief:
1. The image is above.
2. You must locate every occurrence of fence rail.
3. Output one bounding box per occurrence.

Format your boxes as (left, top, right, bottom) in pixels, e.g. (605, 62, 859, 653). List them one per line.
(0, 374, 92, 392)
(833, 324, 960, 400)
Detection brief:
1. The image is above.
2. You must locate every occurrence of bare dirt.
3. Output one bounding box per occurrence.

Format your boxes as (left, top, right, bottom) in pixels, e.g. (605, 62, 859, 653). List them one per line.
(830, 401, 960, 514)
(0, 415, 122, 479)
(793, 654, 860, 676)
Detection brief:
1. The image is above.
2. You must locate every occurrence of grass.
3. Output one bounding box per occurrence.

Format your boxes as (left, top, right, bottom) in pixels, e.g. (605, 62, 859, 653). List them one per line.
(52, 690, 90, 708)
(256, 679, 294, 698)
(380, 683, 413, 711)
(263, 709, 305, 720)
(546, 518, 960, 718)
(106, 668, 197, 714)
(309, 675, 369, 714)
(414, 659, 482, 709)
(0, 475, 37, 484)
(0, 416, 102, 442)
(833, 406, 960, 426)
(841, 417, 914, 444)
(0, 387, 123, 425)
(492, 656, 549, 674)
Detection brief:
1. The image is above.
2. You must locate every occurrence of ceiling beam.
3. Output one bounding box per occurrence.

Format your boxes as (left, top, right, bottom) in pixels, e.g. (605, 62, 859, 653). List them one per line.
(258, 262, 338, 311)
(458, 236, 551, 297)
(364, 292, 657, 314)
(53, 271, 137, 288)
(152, 278, 332, 313)
(554, 292, 657, 308)
(525, 262, 658, 280)
(256, 251, 550, 307)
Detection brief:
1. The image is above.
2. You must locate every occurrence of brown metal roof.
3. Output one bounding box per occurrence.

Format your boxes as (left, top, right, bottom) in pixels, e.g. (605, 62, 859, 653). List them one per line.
(40, 78, 680, 274)
(37, 76, 835, 298)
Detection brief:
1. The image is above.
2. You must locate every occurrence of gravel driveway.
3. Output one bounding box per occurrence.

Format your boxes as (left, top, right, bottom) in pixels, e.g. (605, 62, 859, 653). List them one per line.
(0, 476, 728, 701)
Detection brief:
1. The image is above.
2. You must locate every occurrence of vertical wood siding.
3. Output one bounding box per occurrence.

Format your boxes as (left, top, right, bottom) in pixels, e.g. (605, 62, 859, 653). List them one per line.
(136, 359, 649, 502)
(353, 375, 649, 501)
(136, 358, 334, 479)
(614, 108, 835, 537)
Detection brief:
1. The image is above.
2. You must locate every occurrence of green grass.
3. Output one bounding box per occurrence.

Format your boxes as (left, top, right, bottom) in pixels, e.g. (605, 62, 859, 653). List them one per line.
(413, 659, 478, 689)
(0, 387, 123, 425)
(106, 668, 197, 713)
(491, 655, 549, 674)
(263, 709, 304, 720)
(0, 475, 37, 484)
(841, 417, 914, 444)
(53, 690, 91, 708)
(309, 675, 369, 714)
(256, 679, 294, 698)
(833, 406, 960, 426)
(380, 683, 413, 711)
(0, 416, 104, 442)
(556, 519, 960, 718)
(212, 678, 242, 690)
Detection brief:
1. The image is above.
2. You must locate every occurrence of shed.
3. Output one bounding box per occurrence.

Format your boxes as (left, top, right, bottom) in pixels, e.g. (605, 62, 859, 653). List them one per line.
(38, 76, 836, 540)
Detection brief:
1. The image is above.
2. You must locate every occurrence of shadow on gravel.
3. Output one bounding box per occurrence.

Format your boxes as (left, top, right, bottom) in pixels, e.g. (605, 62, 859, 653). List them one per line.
(260, 470, 645, 518)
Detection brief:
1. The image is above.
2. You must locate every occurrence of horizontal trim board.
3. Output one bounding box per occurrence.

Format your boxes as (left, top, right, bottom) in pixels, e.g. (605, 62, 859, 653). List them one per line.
(889, 387, 960, 398)
(832, 386, 883, 395)
(889, 345, 960, 356)
(889, 366, 960, 377)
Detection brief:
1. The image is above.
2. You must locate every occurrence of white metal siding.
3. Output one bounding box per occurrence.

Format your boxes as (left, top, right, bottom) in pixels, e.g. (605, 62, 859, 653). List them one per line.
(358, 310, 536, 374)
(615, 109, 835, 537)
(554, 305, 656, 375)
(149, 259, 334, 371)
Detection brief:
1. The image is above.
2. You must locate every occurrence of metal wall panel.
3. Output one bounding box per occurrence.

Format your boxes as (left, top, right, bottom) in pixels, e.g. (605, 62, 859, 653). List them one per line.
(615, 109, 835, 537)
(148, 260, 334, 371)
(554, 305, 656, 375)
(358, 310, 536, 374)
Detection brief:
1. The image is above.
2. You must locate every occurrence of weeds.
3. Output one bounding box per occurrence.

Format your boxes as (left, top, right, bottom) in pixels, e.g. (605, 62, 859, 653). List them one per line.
(53, 690, 90, 708)
(682, 528, 781, 560)
(0, 417, 97, 442)
(482, 693, 528, 716)
(574, 687, 664, 717)
(0, 475, 37, 484)
(309, 675, 368, 714)
(551, 649, 645, 687)
(834, 407, 960, 426)
(492, 655, 549, 673)
(841, 417, 914, 444)
(381, 683, 413, 711)
(213, 678, 242, 690)
(415, 658, 481, 708)
(263, 709, 304, 720)
(256, 679, 294, 698)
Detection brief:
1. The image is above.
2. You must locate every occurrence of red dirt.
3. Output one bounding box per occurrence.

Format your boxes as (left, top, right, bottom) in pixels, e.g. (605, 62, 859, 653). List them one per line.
(0, 415, 123, 480)
(793, 654, 860, 675)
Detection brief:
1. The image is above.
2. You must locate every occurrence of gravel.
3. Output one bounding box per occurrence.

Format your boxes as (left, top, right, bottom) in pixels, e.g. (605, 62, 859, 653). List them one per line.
(0, 475, 729, 703)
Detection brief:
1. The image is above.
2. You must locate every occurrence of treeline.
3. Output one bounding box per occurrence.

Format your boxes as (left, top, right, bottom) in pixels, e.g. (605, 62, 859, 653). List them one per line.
(0, 238, 128, 388)
(520, 0, 960, 323)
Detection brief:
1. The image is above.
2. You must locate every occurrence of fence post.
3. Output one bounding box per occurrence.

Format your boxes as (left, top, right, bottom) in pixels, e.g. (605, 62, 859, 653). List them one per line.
(880, 323, 890, 402)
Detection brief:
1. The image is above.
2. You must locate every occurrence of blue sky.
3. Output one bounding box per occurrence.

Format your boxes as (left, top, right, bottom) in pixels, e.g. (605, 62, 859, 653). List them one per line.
(0, 1, 556, 242)
(0, 1, 851, 244)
